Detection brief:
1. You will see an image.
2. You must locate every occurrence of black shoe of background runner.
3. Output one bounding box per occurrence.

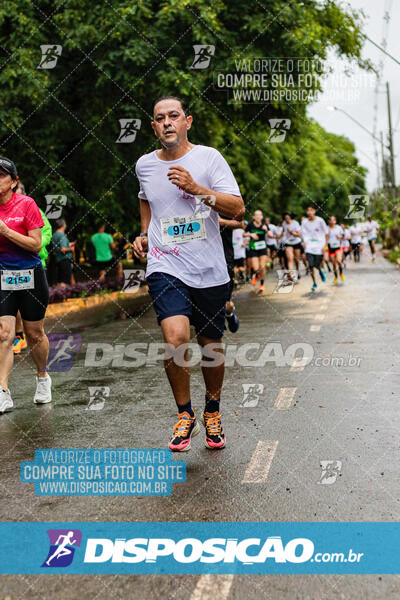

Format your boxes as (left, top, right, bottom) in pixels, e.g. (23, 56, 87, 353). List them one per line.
(226, 309, 240, 333)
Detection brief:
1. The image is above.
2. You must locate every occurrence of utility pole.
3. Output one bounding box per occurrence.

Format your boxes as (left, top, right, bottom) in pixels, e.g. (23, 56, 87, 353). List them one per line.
(380, 131, 388, 212)
(386, 81, 397, 218)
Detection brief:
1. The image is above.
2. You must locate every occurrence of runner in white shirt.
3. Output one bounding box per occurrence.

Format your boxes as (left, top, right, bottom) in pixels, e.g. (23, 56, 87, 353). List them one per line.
(360, 219, 368, 255)
(282, 212, 302, 281)
(301, 205, 328, 292)
(327, 216, 344, 283)
(349, 221, 363, 262)
(274, 221, 286, 270)
(232, 226, 246, 283)
(133, 96, 245, 453)
(364, 215, 380, 262)
(265, 217, 278, 270)
(340, 223, 351, 267)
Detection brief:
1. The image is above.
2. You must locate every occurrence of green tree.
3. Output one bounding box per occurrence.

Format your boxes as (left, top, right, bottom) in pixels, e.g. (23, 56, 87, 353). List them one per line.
(0, 0, 370, 242)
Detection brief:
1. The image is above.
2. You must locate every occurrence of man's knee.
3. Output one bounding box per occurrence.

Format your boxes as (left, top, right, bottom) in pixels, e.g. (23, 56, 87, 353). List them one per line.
(0, 323, 15, 345)
(25, 328, 46, 347)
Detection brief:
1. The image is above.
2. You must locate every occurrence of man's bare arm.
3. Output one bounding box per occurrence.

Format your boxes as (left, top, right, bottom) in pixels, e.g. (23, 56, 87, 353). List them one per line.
(133, 198, 151, 259)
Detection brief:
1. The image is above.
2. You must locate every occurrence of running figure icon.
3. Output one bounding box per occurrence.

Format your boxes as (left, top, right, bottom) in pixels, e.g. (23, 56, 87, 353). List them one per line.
(45, 531, 77, 566)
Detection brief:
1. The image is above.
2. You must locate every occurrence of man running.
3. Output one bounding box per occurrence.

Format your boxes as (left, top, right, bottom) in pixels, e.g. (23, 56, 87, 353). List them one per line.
(301, 205, 328, 292)
(327, 216, 344, 283)
(219, 216, 244, 332)
(232, 224, 246, 284)
(349, 220, 363, 262)
(265, 216, 278, 270)
(245, 209, 269, 294)
(282, 212, 302, 281)
(340, 223, 351, 267)
(0, 157, 51, 413)
(364, 215, 380, 262)
(133, 97, 244, 451)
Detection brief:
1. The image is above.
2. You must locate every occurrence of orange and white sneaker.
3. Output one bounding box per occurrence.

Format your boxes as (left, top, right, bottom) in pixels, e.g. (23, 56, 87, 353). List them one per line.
(258, 284, 265, 294)
(13, 334, 28, 355)
(169, 411, 200, 452)
(251, 273, 259, 286)
(201, 411, 226, 450)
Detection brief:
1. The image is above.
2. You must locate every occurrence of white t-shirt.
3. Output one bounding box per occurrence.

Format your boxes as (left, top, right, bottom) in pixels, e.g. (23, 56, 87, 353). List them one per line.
(341, 228, 350, 247)
(274, 225, 284, 247)
(266, 223, 278, 247)
(327, 225, 343, 248)
(360, 222, 368, 240)
(282, 220, 301, 245)
(136, 145, 241, 287)
(301, 216, 328, 254)
(364, 220, 379, 240)
(349, 224, 363, 244)
(232, 228, 246, 259)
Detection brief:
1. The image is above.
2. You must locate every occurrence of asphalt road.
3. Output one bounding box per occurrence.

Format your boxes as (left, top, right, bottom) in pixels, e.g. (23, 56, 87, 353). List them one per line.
(1, 250, 400, 599)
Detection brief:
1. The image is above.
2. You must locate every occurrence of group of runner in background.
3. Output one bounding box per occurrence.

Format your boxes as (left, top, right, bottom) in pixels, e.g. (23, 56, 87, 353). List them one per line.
(226, 209, 380, 294)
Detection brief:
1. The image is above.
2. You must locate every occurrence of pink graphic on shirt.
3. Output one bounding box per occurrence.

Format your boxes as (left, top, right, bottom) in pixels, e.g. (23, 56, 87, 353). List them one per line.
(150, 246, 181, 260)
(179, 188, 196, 201)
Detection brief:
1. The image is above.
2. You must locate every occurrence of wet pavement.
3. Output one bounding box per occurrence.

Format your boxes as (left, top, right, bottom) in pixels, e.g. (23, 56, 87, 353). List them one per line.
(1, 252, 400, 598)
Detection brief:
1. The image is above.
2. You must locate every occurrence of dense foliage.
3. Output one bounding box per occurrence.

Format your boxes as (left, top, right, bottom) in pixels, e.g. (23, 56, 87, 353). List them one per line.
(1, 0, 369, 241)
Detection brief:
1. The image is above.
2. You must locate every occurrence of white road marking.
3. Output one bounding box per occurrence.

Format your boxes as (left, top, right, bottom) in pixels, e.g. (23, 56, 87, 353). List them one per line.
(274, 387, 296, 410)
(314, 313, 326, 321)
(310, 325, 321, 331)
(290, 357, 305, 371)
(242, 440, 279, 484)
(191, 575, 234, 600)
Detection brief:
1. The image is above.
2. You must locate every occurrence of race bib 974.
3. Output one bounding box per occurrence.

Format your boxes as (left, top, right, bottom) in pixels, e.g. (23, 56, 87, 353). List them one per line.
(160, 214, 206, 245)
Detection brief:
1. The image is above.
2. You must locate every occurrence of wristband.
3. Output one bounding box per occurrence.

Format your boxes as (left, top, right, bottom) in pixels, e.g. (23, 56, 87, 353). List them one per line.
(139, 233, 148, 237)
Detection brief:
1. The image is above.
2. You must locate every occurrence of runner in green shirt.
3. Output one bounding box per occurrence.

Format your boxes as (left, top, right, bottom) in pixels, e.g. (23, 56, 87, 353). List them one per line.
(91, 223, 122, 280)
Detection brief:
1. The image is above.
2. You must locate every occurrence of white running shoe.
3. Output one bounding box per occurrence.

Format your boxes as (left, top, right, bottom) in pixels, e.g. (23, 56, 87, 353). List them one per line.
(34, 374, 52, 404)
(0, 389, 13, 413)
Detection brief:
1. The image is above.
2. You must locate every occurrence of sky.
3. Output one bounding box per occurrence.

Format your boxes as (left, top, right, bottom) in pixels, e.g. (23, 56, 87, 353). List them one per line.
(308, 0, 400, 192)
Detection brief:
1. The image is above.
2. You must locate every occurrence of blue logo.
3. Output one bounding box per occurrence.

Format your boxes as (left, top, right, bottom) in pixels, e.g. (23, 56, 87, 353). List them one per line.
(41, 529, 82, 568)
(47, 334, 81, 372)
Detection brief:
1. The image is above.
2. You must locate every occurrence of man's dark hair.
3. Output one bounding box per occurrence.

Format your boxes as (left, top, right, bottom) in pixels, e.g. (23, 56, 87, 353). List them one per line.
(55, 218, 66, 229)
(153, 96, 190, 116)
(306, 204, 316, 210)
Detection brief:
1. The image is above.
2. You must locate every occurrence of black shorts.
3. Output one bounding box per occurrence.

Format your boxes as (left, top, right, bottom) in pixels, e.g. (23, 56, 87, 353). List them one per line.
(248, 248, 267, 258)
(285, 242, 303, 252)
(306, 253, 323, 269)
(277, 246, 286, 258)
(328, 245, 342, 256)
(57, 259, 72, 284)
(351, 242, 360, 251)
(95, 258, 118, 271)
(0, 265, 49, 320)
(146, 272, 230, 340)
(234, 258, 245, 267)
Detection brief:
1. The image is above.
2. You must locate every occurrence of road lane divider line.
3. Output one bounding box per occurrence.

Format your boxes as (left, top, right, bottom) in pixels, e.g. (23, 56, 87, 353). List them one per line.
(314, 313, 326, 321)
(290, 357, 305, 372)
(191, 575, 234, 600)
(241, 440, 279, 484)
(274, 387, 296, 410)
